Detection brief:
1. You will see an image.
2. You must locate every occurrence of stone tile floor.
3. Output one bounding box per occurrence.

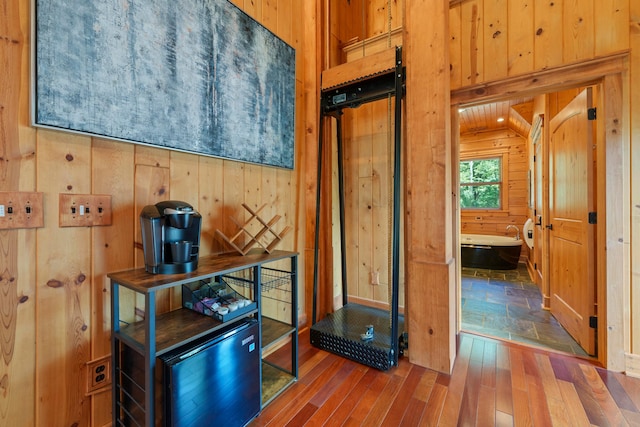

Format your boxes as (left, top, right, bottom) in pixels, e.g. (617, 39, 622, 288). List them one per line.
(461, 264, 590, 357)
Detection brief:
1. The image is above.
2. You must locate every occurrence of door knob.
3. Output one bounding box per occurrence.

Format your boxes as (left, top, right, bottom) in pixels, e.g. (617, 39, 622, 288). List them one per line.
(546, 224, 553, 230)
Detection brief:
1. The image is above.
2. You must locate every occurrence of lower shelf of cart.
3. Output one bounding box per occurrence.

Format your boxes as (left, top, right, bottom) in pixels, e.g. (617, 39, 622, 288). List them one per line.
(261, 316, 295, 350)
(261, 361, 296, 407)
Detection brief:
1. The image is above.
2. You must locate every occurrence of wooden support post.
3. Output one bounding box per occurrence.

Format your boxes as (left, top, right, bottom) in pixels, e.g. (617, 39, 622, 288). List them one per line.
(404, 0, 457, 374)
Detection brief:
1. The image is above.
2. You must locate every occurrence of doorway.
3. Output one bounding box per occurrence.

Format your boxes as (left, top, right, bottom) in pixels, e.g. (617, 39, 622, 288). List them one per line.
(457, 86, 600, 358)
(450, 53, 627, 369)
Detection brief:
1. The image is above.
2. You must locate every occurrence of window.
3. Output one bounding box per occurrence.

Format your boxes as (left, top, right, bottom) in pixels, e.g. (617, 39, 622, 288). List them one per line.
(460, 156, 503, 209)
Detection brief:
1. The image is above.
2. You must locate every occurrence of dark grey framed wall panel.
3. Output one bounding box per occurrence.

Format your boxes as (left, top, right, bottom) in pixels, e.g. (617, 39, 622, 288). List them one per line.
(34, 0, 296, 169)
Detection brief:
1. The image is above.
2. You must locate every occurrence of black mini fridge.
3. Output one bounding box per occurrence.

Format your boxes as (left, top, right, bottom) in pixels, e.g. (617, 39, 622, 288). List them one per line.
(158, 318, 261, 427)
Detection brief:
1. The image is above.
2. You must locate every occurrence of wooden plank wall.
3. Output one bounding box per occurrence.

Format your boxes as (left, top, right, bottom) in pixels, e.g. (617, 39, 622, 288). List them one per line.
(448, 0, 635, 371)
(631, 0, 640, 368)
(448, 0, 630, 90)
(326, 1, 406, 309)
(342, 98, 403, 306)
(459, 129, 530, 262)
(328, 0, 637, 372)
(0, 2, 37, 425)
(328, 0, 402, 66)
(0, 1, 307, 426)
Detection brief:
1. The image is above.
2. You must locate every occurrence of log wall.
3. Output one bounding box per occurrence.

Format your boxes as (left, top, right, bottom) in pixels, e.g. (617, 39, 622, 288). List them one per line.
(0, 0, 308, 425)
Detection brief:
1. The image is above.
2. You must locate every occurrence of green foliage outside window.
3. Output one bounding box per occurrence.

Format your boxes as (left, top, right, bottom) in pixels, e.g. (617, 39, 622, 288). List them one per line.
(460, 157, 502, 209)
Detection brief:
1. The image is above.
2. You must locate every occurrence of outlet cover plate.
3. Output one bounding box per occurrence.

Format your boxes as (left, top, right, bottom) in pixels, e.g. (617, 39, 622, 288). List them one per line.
(86, 354, 111, 395)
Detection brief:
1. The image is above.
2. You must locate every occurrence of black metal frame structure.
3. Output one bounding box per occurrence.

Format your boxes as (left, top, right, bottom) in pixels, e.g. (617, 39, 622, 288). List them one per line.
(311, 46, 406, 371)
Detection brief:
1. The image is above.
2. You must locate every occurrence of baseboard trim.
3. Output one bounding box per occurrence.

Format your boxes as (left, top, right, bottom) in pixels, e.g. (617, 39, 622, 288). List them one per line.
(625, 352, 640, 378)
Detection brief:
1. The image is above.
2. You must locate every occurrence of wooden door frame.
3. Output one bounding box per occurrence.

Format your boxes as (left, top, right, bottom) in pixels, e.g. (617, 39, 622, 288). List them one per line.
(451, 51, 629, 370)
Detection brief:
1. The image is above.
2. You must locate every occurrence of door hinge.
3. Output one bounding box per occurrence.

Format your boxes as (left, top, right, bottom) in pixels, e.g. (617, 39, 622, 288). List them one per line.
(588, 212, 597, 224)
(589, 316, 598, 329)
(533, 155, 536, 162)
(588, 107, 597, 120)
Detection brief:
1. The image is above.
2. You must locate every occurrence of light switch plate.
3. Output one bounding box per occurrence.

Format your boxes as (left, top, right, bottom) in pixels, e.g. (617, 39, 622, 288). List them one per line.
(0, 192, 44, 229)
(59, 194, 112, 227)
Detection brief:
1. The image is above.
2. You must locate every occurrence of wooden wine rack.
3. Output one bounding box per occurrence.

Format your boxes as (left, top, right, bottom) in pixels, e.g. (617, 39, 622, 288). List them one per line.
(215, 203, 291, 255)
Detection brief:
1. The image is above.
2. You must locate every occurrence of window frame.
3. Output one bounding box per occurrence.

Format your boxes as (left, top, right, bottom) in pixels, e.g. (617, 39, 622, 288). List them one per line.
(459, 149, 509, 212)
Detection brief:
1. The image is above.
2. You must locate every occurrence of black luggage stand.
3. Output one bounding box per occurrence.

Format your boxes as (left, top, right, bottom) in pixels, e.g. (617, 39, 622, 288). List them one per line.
(311, 46, 406, 371)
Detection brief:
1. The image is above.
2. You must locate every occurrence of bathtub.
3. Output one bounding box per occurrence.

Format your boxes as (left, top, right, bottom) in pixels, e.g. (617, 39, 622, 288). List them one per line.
(460, 233, 523, 270)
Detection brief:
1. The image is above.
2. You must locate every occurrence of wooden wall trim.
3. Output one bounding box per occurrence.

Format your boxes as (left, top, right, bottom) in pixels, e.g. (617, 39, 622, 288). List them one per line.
(304, 0, 324, 324)
(631, 0, 640, 360)
(320, 46, 397, 90)
(627, 353, 640, 378)
(603, 73, 626, 371)
(451, 51, 629, 106)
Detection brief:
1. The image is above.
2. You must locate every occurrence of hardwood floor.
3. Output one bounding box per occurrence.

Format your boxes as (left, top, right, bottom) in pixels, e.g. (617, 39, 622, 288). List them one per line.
(251, 328, 640, 426)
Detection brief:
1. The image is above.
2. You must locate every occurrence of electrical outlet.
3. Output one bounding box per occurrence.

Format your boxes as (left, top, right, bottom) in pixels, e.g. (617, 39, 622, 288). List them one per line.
(59, 194, 112, 227)
(0, 192, 44, 229)
(86, 355, 111, 394)
(370, 270, 380, 285)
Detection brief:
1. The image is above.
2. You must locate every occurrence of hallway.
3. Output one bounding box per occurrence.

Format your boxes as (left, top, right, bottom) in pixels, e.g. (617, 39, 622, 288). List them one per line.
(461, 264, 590, 358)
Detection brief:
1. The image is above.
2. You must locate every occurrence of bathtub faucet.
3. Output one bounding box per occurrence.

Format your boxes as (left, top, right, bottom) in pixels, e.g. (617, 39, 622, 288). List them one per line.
(506, 225, 520, 240)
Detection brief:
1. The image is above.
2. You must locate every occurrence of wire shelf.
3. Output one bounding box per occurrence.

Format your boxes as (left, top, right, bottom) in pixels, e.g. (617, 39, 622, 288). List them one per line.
(261, 267, 294, 292)
(219, 274, 254, 289)
(220, 267, 293, 293)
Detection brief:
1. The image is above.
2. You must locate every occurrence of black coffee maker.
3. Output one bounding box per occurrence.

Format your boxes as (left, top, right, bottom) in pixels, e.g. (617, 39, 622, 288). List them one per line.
(140, 201, 202, 274)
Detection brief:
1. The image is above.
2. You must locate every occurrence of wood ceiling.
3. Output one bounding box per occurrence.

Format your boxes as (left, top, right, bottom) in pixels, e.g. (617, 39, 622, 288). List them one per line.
(458, 98, 534, 138)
